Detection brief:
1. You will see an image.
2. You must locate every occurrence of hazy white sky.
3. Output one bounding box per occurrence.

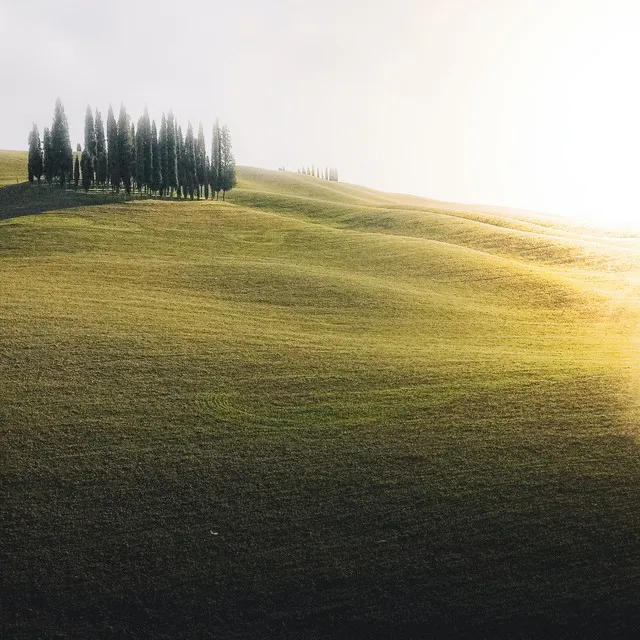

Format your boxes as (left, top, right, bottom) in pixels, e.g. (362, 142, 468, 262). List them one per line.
(2, 0, 640, 224)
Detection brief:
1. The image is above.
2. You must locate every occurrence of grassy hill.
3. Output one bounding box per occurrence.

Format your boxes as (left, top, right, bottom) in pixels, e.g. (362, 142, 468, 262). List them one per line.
(2, 151, 640, 638)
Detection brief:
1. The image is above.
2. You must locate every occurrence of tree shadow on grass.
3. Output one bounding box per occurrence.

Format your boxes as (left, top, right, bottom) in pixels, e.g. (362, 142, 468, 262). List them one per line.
(0, 182, 130, 221)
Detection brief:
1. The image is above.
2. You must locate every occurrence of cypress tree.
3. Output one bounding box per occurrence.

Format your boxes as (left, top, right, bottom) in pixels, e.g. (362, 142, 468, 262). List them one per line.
(27, 124, 43, 184)
(184, 122, 197, 200)
(196, 122, 206, 199)
(73, 155, 80, 189)
(211, 119, 222, 199)
(151, 120, 161, 195)
(142, 107, 152, 191)
(50, 98, 73, 187)
(159, 113, 168, 196)
(43, 127, 53, 184)
(204, 155, 210, 199)
(95, 109, 107, 189)
(84, 105, 96, 186)
(176, 124, 185, 199)
(107, 105, 119, 191)
(220, 125, 236, 201)
(130, 122, 136, 192)
(117, 104, 132, 194)
(81, 149, 92, 191)
(166, 111, 178, 197)
(135, 116, 145, 192)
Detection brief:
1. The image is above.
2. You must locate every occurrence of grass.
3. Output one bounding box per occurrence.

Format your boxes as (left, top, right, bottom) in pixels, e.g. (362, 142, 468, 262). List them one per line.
(2, 152, 640, 638)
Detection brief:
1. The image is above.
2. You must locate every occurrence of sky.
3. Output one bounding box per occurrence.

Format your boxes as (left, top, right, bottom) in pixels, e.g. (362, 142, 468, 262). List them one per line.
(1, 0, 640, 226)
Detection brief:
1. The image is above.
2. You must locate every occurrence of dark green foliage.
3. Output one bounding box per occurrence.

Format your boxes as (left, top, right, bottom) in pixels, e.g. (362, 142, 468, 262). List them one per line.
(116, 105, 132, 194)
(176, 125, 185, 199)
(94, 109, 107, 188)
(50, 98, 73, 188)
(84, 105, 97, 162)
(184, 122, 197, 200)
(135, 116, 145, 192)
(80, 150, 92, 191)
(196, 122, 206, 199)
(151, 121, 161, 195)
(27, 124, 43, 184)
(220, 125, 236, 199)
(106, 105, 119, 191)
(142, 108, 152, 191)
(210, 119, 222, 198)
(159, 114, 168, 196)
(83, 106, 96, 187)
(130, 123, 136, 192)
(204, 155, 210, 199)
(166, 111, 178, 197)
(73, 155, 80, 189)
(43, 127, 53, 184)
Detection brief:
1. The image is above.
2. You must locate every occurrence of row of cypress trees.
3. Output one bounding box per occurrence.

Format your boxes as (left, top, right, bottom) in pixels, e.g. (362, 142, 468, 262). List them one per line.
(297, 166, 339, 181)
(28, 99, 236, 200)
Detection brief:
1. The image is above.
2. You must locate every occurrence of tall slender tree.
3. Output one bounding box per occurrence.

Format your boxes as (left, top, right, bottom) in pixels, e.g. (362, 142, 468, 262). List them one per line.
(159, 113, 168, 196)
(220, 125, 236, 200)
(117, 104, 132, 194)
(95, 109, 107, 188)
(204, 155, 210, 199)
(142, 107, 152, 191)
(151, 120, 161, 195)
(176, 124, 185, 198)
(81, 149, 92, 191)
(27, 124, 43, 184)
(196, 122, 206, 199)
(83, 106, 96, 187)
(184, 122, 197, 200)
(73, 155, 80, 189)
(130, 122, 136, 192)
(50, 98, 73, 187)
(107, 105, 119, 191)
(43, 127, 53, 184)
(135, 115, 146, 192)
(166, 111, 178, 197)
(210, 119, 222, 199)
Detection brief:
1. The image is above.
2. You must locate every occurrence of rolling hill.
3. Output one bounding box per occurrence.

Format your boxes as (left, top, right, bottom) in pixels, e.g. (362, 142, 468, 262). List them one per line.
(2, 151, 640, 638)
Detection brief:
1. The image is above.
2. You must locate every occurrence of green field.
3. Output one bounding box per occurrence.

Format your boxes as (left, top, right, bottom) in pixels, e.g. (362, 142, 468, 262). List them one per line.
(2, 152, 640, 638)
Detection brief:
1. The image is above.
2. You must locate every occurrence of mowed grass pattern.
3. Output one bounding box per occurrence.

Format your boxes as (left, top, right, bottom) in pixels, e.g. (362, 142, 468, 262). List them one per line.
(2, 153, 640, 638)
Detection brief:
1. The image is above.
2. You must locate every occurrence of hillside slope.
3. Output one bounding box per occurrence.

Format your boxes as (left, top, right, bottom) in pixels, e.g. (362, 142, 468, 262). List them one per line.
(2, 152, 640, 639)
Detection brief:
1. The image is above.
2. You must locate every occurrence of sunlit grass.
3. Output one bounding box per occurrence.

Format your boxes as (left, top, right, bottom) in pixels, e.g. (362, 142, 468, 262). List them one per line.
(2, 152, 640, 637)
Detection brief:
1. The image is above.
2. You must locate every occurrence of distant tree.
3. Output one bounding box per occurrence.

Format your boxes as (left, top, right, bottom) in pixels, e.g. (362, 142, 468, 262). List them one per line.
(84, 105, 97, 158)
(130, 122, 136, 192)
(219, 125, 236, 200)
(27, 123, 43, 184)
(151, 120, 161, 195)
(196, 122, 206, 199)
(204, 155, 210, 199)
(176, 124, 185, 198)
(84, 105, 96, 186)
(135, 115, 145, 192)
(43, 127, 54, 184)
(95, 109, 107, 188)
(81, 149, 92, 191)
(50, 98, 73, 187)
(210, 119, 222, 199)
(184, 122, 197, 199)
(73, 155, 80, 189)
(107, 105, 120, 191)
(141, 107, 152, 191)
(159, 113, 168, 196)
(116, 104, 132, 194)
(166, 111, 178, 197)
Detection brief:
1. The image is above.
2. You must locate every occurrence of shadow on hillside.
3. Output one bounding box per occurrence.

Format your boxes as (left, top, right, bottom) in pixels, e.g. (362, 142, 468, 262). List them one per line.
(0, 182, 128, 220)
